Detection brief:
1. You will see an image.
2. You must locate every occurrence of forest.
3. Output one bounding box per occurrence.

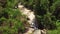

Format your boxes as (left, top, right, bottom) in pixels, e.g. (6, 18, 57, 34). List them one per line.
(0, 0, 60, 34)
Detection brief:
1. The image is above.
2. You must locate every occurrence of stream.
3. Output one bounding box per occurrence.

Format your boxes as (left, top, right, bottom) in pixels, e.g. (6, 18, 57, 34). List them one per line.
(18, 2, 46, 34)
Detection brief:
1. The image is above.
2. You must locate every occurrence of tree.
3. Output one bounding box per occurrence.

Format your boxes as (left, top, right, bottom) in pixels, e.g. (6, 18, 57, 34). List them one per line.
(0, 0, 26, 34)
(21, 0, 60, 29)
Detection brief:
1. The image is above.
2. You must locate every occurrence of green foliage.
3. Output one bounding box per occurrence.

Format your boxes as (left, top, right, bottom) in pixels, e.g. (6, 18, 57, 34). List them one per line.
(3, 8, 21, 19)
(20, 0, 60, 30)
(0, 0, 60, 34)
(0, 0, 25, 34)
(7, 0, 20, 8)
(48, 20, 60, 34)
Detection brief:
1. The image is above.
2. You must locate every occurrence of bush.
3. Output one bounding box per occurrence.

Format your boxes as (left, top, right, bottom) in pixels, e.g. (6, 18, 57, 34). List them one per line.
(0, 0, 25, 34)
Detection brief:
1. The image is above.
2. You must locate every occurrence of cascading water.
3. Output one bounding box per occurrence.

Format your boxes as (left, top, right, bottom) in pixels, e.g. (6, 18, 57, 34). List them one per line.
(18, 2, 46, 34)
(18, 3, 38, 29)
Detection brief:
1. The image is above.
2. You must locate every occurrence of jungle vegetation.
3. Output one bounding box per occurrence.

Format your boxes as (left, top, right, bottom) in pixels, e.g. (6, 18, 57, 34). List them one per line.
(0, 0, 60, 34)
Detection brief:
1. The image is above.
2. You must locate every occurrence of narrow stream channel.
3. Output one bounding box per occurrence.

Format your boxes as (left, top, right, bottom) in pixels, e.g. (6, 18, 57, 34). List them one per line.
(18, 2, 46, 34)
(18, 3, 38, 29)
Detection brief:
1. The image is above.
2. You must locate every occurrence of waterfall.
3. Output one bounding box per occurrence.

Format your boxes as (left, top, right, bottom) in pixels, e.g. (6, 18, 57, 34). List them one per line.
(18, 3, 47, 34)
(18, 3, 38, 29)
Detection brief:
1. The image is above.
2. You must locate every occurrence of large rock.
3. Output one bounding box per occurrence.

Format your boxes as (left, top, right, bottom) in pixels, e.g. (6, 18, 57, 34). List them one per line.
(24, 28, 35, 34)
(33, 29, 41, 34)
(41, 29, 47, 34)
(18, 4, 36, 28)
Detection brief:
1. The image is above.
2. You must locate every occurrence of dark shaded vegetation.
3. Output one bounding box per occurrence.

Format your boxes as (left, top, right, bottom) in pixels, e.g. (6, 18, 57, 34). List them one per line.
(0, 0, 60, 34)
(53, 7, 60, 20)
(0, 0, 26, 34)
(20, 0, 60, 30)
(0, 0, 7, 8)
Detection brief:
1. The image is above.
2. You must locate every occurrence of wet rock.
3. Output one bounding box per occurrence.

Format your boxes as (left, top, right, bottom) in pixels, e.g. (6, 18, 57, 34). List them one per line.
(41, 29, 47, 34)
(33, 29, 41, 34)
(18, 4, 36, 28)
(24, 28, 35, 34)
